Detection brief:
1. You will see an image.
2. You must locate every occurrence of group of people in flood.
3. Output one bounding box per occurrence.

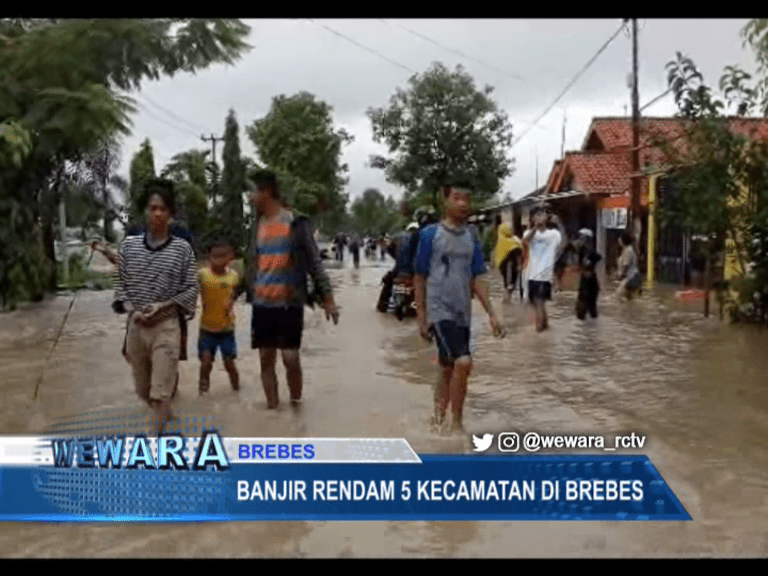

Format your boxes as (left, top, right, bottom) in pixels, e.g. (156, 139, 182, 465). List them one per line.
(332, 232, 389, 268)
(93, 174, 643, 436)
(482, 205, 643, 331)
(95, 173, 339, 434)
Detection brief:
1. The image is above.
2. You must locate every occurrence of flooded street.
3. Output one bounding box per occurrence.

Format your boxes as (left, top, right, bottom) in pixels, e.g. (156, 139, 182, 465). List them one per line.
(1, 251, 768, 557)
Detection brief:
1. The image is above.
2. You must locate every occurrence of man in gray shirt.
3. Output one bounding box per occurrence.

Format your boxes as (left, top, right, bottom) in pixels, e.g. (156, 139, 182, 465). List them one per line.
(414, 184, 502, 432)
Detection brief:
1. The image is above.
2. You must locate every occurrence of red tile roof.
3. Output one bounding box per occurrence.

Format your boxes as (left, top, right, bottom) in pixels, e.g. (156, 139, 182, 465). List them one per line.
(547, 150, 638, 198)
(543, 116, 768, 202)
(584, 116, 768, 159)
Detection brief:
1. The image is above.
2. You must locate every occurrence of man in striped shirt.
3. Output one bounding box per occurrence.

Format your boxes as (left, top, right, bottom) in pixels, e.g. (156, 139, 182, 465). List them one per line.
(112, 179, 198, 433)
(92, 222, 193, 399)
(248, 170, 339, 409)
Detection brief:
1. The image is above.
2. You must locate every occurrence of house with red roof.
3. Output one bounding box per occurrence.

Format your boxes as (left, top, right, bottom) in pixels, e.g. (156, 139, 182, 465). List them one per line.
(539, 116, 768, 285)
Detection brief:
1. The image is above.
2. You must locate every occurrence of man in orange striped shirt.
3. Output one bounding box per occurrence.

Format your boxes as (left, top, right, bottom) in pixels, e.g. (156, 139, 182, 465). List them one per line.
(248, 170, 339, 409)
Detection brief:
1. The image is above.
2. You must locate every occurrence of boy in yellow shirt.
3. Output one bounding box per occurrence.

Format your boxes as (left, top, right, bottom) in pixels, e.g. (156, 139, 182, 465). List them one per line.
(198, 236, 245, 395)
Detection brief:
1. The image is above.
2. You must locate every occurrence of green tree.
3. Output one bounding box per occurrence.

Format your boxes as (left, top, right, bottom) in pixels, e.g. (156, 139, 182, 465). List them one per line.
(68, 137, 128, 243)
(367, 62, 514, 210)
(349, 188, 402, 236)
(0, 18, 251, 306)
(128, 138, 156, 226)
(654, 51, 768, 320)
(161, 149, 211, 250)
(247, 91, 353, 229)
(216, 109, 246, 252)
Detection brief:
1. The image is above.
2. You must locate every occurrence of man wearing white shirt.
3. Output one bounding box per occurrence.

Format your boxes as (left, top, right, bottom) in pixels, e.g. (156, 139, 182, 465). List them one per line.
(522, 206, 566, 332)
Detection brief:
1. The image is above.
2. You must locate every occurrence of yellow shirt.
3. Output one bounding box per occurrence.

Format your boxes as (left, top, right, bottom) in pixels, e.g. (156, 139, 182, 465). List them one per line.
(198, 267, 241, 333)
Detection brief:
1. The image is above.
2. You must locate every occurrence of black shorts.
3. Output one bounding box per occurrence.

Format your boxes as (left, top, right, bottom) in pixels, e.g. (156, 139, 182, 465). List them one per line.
(431, 320, 471, 367)
(251, 305, 304, 350)
(528, 280, 552, 303)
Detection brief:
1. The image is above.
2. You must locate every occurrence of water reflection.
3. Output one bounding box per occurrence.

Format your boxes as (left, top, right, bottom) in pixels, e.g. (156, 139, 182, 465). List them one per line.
(0, 261, 767, 556)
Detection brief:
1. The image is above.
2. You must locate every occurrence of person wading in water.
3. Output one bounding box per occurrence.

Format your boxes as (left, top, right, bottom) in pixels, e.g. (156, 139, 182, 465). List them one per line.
(112, 179, 198, 434)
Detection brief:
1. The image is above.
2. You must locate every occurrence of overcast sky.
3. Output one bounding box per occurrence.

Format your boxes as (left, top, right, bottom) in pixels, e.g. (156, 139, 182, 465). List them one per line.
(119, 19, 758, 205)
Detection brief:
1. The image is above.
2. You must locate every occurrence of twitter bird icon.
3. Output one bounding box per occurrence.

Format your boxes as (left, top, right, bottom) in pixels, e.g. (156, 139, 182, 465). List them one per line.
(472, 434, 493, 452)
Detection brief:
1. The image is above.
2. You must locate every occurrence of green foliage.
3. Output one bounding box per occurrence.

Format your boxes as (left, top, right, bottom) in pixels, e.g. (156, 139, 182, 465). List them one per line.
(348, 188, 402, 236)
(128, 138, 156, 224)
(160, 148, 212, 252)
(0, 217, 48, 309)
(658, 50, 768, 322)
(217, 109, 246, 252)
(741, 20, 768, 115)
(56, 252, 113, 291)
(367, 62, 514, 209)
(0, 18, 251, 305)
(247, 91, 353, 230)
(0, 121, 33, 169)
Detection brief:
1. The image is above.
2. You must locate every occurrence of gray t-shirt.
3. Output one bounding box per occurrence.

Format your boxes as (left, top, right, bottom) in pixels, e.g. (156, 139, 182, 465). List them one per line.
(414, 222, 487, 328)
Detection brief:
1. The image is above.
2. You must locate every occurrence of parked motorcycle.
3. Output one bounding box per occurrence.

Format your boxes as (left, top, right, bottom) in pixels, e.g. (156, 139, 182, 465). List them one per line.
(391, 276, 417, 320)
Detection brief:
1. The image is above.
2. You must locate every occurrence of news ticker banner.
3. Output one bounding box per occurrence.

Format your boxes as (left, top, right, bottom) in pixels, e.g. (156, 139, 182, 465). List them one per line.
(0, 434, 691, 522)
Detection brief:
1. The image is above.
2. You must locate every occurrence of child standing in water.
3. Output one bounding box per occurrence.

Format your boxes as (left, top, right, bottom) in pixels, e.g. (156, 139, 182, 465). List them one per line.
(616, 232, 643, 300)
(574, 228, 601, 319)
(198, 236, 245, 395)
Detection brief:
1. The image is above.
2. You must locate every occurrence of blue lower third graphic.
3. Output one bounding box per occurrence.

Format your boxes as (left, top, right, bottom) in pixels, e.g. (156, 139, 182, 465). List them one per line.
(0, 455, 691, 521)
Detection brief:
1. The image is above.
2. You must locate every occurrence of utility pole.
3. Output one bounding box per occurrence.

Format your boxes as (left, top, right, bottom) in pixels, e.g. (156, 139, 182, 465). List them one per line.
(561, 109, 566, 159)
(201, 134, 224, 206)
(59, 194, 68, 286)
(629, 19, 642, 257)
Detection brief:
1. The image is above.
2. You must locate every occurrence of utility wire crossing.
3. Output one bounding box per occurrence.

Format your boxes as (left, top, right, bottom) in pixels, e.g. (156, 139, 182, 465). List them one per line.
(511, 21, 628, 149)
(307, 19, 415, 75)
(379, 19, 524, 82)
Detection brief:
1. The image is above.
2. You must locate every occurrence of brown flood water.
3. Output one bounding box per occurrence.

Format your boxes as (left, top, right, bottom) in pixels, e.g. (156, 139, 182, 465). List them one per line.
(1, 250, 767, 557)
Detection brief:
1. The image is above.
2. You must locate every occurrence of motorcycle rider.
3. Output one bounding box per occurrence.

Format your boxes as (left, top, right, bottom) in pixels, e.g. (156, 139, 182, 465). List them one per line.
(398, 207, 439, 278)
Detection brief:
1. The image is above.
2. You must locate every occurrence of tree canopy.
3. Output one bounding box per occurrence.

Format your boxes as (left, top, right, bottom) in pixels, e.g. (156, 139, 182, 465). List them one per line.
(0, 18, 251, 307)
(367, 62, 514, 210)
(247, 91, 353, 229)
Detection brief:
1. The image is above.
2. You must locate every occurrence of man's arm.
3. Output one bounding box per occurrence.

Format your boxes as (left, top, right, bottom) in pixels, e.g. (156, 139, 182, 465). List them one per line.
(472, 275, 494, 317)
(551, 214, 567, 252)
(112, 240, 129, 314)
(297, 219, 337, 322)
(522, 227, 535, 247)
(91, 242, 119, 267)
(298, 219, 333, 298)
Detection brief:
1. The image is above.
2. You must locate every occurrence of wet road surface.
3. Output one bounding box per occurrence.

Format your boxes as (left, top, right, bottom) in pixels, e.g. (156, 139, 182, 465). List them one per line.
(1, 251, 767, 557)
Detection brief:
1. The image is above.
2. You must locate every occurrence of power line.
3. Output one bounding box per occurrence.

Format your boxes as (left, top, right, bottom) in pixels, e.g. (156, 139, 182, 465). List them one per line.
(135, 102, 201, 138)
(379, 19, 524, 82)
(137, 93, 210, 135)
(307, 19, 415, 75)
(511, 21, 628, 149)
(640, 87, 673, 112)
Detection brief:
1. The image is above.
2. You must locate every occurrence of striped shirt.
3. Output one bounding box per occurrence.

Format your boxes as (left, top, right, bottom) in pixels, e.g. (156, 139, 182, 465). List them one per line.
(114, 234, 198, 320)
(253, 210, 299, 308)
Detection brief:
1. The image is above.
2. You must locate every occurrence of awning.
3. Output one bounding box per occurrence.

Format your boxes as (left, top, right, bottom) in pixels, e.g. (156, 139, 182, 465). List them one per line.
(600, 195, 630, 209)
(524, 189, 594, 203)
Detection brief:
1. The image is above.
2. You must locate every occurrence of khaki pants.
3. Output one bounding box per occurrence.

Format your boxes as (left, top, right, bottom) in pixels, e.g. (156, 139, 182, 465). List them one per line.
(125, 314, 180, 402)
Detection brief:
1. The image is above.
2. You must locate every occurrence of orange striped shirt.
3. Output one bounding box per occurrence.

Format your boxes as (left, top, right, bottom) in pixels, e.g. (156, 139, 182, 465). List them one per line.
(253, 211, 297, 307)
